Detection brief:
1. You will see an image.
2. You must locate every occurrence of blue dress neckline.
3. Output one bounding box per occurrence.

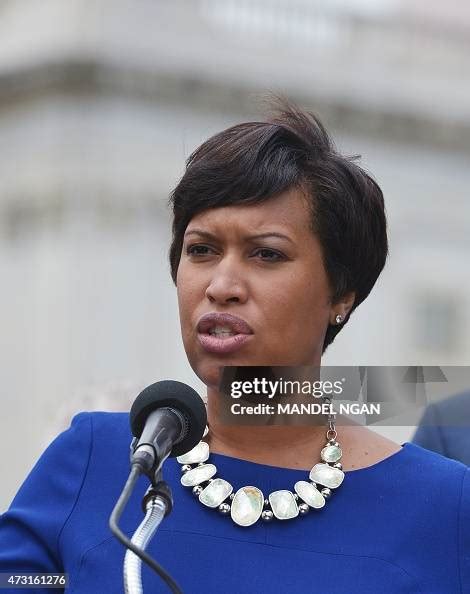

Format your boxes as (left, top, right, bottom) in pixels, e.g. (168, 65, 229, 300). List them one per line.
(209, 441, 411, 477)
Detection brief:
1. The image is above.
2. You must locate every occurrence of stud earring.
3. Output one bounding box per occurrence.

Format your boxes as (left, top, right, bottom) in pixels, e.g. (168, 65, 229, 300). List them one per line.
(335, 314, 343, 325)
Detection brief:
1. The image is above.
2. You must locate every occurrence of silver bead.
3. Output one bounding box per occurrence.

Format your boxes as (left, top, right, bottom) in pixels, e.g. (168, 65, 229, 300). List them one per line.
(261, 510, 274, 522)
(229, 493, 235, 500)
(264, 498, 270, 507)
(192, 485, 203, 497)
(218, 502, 231, 515)
(310, 481, 317, 489)
(181, 464, 192, 473)
(298, 503, 310, 515)
(321, 487, 332, 499)
(293, 494, 299, 501)
(198, 462, 205, 467)
(333, 462, 343, 470)
(206, 478, 214, 483)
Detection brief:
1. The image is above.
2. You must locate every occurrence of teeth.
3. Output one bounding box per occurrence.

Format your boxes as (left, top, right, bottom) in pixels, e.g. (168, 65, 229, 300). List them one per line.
(209, 325, 235, 336)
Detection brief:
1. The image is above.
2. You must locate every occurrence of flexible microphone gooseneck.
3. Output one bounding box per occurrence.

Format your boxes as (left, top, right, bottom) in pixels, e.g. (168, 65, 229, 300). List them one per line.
(109, 380, 207, 594)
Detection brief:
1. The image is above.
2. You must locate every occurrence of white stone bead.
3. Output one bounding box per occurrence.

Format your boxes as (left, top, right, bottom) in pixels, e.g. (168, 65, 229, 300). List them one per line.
(320, 444, 342, 463)
(269, 490, 299, 520)
(180, 463, 216, 487)
(199, 478, 233, 508)
(230, 486, 264, 527)
(309, 463, 344, 489)
(176, 441, 209, 464)
(294, 480, 326, 509)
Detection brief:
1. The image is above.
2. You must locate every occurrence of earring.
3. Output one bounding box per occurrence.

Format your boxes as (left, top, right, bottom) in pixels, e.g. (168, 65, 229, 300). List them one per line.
(335, 314, 343, 325)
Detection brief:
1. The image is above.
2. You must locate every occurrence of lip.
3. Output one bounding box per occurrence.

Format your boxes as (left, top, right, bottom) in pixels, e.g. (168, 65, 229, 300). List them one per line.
(196, 312, 254, 355)
(198, 332, 253, 354)
(197, 312, 254, 335)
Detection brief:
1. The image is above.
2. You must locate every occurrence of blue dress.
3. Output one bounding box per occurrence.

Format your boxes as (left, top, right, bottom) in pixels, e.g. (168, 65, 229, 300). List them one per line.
(0, 412, 469, 593)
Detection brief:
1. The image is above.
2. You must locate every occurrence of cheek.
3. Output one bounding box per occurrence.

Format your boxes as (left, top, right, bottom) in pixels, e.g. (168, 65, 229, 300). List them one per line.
(176, 271, 206, 342)
(176, 276, 194, 329)
(263, 278, 328, 337)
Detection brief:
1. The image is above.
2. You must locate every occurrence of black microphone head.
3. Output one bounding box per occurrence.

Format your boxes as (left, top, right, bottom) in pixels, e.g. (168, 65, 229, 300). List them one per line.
(130, 380, 207, 457)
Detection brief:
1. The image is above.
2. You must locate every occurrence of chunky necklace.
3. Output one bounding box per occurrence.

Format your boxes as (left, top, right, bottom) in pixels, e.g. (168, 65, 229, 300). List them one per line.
(177, 409, 344, 527)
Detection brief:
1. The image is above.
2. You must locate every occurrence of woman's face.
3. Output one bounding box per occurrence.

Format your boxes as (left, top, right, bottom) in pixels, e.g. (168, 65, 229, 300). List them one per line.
(176, 188, 338, 389)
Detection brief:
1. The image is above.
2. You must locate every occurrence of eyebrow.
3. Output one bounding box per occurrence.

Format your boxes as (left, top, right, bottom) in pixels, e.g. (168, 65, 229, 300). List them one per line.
(184, 229, 295, 245)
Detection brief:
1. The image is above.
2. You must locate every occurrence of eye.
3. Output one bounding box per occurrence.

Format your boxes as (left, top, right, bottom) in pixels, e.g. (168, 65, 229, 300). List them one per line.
(185, 244, 285, 262)
(253, 248, 285, 262)
(186, 244, 214, 256)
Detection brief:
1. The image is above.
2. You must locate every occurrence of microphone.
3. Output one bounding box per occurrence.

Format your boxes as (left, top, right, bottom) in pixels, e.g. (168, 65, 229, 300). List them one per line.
(111, 381, 206, 593)
(129, 380, 207, 476)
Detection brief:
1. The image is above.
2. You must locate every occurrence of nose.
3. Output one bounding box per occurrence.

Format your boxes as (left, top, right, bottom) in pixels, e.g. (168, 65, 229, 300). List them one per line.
(205, 260, 248, 305)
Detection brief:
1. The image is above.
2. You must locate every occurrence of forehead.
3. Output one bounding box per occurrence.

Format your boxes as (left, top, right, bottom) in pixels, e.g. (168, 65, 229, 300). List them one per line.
(185, 188, 312, 237)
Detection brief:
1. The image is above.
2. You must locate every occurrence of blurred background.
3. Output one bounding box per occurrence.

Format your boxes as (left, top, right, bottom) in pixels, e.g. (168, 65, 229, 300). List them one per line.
(1, 0, 469, 511)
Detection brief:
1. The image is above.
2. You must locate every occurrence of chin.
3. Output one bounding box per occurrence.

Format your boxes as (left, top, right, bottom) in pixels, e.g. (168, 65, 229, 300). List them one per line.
(187, 357, 220, 389)
(199, 367, 222, 391)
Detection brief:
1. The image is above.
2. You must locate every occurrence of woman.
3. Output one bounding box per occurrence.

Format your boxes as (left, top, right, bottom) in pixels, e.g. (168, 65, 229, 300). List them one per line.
(0, 103, 468, 593)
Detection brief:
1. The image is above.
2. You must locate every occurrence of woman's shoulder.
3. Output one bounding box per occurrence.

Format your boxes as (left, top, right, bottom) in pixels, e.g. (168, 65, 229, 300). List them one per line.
(63, 410, 131, 443)
(69, 409, 130, 428)
(343, 425, 468, 481)
(399, 440, 469, 480)
(350, 438, 470, 497)
(401, 442, 470, 518)
(7, 411, 133, 499)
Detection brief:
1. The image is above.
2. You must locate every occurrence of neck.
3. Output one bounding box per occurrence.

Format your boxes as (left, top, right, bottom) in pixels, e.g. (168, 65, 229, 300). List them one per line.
(205, 386, 330, 470)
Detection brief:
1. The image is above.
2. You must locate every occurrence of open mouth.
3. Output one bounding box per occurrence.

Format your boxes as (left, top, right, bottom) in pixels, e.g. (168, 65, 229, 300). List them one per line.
(196, 313, 254, 354)
(197, 327, 253, 354)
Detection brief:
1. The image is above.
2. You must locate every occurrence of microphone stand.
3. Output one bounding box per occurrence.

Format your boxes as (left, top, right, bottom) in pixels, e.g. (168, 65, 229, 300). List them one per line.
(124, 475, 173, 594)
(109, 458, 183, 594)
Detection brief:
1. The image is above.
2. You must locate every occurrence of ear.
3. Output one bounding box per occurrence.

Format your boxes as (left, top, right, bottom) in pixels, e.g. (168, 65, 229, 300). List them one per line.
(330, 291, 356, 325)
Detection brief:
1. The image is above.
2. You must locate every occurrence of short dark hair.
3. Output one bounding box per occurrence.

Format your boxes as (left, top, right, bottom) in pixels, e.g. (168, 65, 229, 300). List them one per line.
(168, 101, 388, 353)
